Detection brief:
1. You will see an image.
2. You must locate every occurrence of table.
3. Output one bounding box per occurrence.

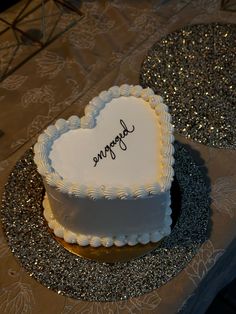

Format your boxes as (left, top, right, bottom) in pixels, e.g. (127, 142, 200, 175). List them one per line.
(0, 1, 236, 313)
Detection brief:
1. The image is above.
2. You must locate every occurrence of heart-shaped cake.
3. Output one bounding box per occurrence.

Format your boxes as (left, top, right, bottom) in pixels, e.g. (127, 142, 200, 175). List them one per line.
(34, 84, 174, 247)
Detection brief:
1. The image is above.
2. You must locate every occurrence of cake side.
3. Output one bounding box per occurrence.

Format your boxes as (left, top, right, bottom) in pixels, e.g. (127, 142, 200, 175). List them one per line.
(43, 185, 172, 247)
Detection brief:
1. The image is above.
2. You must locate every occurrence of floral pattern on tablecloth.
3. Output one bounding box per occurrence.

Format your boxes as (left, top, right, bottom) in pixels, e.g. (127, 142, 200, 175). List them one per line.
(1, 1, 236, 314)
(0, 75, 28, 91)
(0, 233, 10, 258)
(61, 292, 161, 314)
(185, 240, 225, 287)
(212, 176, 236, 218)
(0, 268, 35, 314)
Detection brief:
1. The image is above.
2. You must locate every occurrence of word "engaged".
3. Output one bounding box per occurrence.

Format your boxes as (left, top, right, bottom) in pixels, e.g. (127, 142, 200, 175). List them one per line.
(93, 119, 135, 167)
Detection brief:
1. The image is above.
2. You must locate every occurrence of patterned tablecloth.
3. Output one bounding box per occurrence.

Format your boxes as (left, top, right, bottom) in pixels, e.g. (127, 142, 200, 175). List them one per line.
(0, 1, 236, 313)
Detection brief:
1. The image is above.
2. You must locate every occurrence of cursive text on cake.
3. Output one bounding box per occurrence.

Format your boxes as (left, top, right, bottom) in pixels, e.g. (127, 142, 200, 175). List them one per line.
(93, 119, 135, 167)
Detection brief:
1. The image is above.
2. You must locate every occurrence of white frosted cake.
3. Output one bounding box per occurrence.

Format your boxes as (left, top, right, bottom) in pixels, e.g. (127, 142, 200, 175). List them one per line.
(34, 84, 174, 247)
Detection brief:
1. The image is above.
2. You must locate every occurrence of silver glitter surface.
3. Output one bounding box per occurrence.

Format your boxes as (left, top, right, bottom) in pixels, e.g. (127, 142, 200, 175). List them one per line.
(140, 23, 236, 149)
(0, 143, 210, 301)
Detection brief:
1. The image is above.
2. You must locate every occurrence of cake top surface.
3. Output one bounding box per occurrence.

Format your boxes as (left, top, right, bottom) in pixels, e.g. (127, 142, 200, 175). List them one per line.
(50, 96, 160, 187)
(34, 85, 174, 199)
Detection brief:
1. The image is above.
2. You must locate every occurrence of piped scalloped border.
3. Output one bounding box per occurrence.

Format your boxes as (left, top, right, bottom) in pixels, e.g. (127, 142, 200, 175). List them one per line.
(34, 84, 174, 200)
(43, 194, 172, 247)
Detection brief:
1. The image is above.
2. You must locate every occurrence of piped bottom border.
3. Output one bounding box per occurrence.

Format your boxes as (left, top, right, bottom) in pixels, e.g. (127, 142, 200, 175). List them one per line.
(43, 194, 171, 253)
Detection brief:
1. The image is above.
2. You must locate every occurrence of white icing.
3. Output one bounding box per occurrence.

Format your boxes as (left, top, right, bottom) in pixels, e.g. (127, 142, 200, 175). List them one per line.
(45, 173, 61, 187)
(104, 187, 118, 200)
(108, 86, 120, 98)
(99, 90, 112, 102)
(84, 104, 99, 118)
(120, 84, 131, 96)
(55, 118, 69, 133)
(138, 233, 150, 245)
(34, 85, 174, 200)
(162, 224, 171, 236)
(149, 95, 163, 109)
(127, 234, 138, 246)
(117, 187, 133, 200)
(114, 235, 126, 247)
(68, 115, 80, 129)
(45, 125, 59, 140)
(101, 237, 113, 247)
(150, 231, 162, 242)
(155, 105, 164, 115)
(160, 111, 172, 124)
(90, 236, 102, 247)
(146, 182, 161, 194)
(54, 226, 64, 238)
(88, 187, 103, 200)
(35, 85, 175, 247)
(164, 215, 172, 226)
(38, 133, 50, 143)
(71, 185, 87, 197)
(33, 143, 41, 154)
(133, 186, 149, 198)
(89, 96, 105, 110)
(77, 235, 89, 246)
(161, 145, 174, 157)
(130, 85, 143, 97)
(80, 115, 95, 128)
(141, 87, 154, 101)
(64, 231, 77, 243)
(35, 160, 51, 175)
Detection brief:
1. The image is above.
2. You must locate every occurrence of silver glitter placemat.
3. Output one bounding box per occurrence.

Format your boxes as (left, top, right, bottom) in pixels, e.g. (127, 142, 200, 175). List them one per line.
(0, 143, 210, 301)
(140, 23, 236, 149)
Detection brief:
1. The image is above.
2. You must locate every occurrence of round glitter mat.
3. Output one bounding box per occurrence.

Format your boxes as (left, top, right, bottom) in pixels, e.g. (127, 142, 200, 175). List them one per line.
(140, 23, 236, 149)
(1, 143, 210, 301)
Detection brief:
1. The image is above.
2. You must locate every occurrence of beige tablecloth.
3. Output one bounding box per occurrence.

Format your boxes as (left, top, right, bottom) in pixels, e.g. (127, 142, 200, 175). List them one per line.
(0, 1, 236, 313)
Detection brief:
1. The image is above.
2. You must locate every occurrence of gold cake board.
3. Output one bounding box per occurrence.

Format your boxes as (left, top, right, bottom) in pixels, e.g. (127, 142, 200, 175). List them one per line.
(50, 229, 162, 263)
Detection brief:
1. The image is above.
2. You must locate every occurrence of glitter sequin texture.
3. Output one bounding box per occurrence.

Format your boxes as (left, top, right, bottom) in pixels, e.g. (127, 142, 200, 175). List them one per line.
(1, 144, 210, 301)
(140, 23, 236, 149)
